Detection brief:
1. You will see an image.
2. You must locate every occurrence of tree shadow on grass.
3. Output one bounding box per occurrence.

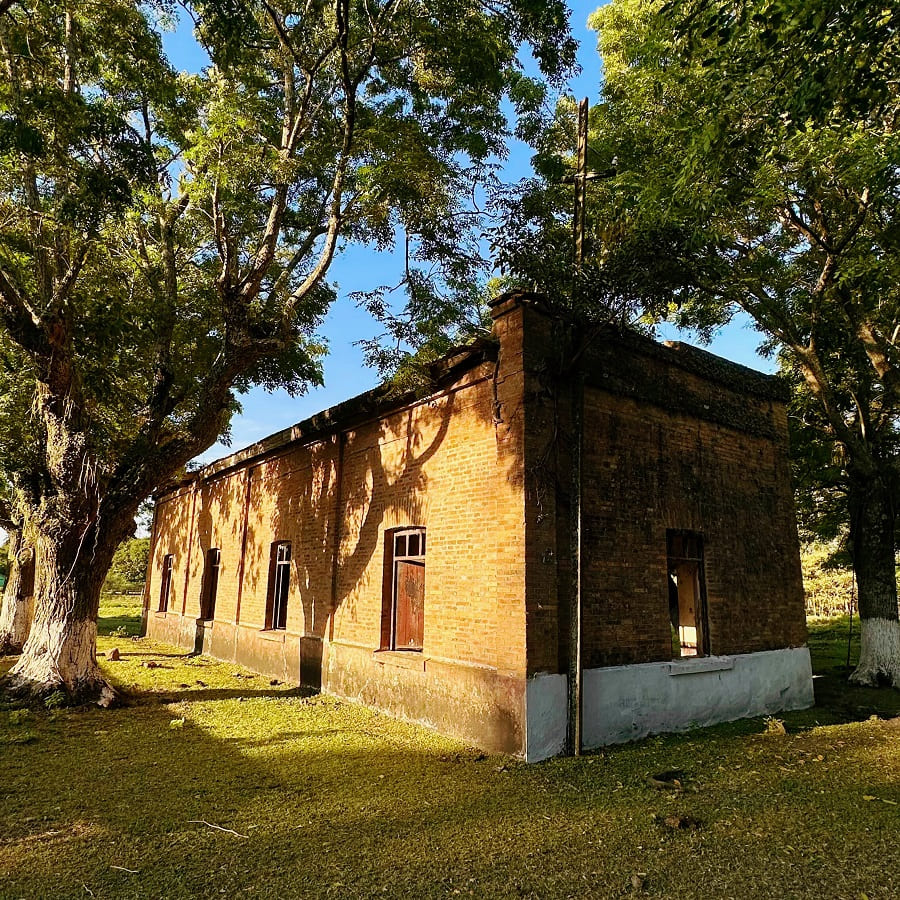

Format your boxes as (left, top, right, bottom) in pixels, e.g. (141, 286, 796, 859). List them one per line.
(123, 686, 316, 706)
(796, 616, 900, 729)
(0, 689, 504, 899)
(97, 613, 142, 638)
(2, 684, 900, 900)
(806, 671, 900, 723)
(3, 617, 900, 898)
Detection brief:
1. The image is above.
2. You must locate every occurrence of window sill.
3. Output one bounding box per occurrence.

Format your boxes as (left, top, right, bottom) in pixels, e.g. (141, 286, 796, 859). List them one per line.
(373, 649, 426, 672)
(153, 611, 169, 618)
(666, 656, 734, 676)
(258, 629, 287, 643)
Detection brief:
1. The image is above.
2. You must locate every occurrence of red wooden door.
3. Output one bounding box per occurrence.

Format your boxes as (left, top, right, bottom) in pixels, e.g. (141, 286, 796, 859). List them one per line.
(394, 560, 424, 650)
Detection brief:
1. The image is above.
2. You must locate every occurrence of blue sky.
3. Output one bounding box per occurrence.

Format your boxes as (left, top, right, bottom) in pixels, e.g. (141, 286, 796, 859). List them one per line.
(162, 2, 772, 465)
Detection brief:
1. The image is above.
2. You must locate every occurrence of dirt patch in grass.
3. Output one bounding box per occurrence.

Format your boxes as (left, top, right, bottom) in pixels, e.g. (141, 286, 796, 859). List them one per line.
(1, 608, 898, 898)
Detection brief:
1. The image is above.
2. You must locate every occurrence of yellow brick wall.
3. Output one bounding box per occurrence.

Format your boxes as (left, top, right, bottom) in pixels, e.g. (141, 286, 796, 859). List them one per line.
(146, 360, 529, 680)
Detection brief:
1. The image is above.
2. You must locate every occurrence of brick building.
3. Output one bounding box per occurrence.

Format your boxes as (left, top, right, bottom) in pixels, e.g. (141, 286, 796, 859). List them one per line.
(142, 293, 813, 761)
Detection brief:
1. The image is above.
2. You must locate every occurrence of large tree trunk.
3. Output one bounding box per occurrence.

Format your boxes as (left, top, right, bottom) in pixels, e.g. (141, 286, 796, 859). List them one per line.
(4, 519, 121, 705)
(848, 469, 900, 687)
(0, 528, 33, 654)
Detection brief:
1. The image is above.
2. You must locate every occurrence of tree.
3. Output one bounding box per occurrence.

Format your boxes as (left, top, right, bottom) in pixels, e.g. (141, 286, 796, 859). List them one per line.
(496, 0, 900, 685)
(0, 0, 576, 701)
(0, 301, 40, 651)
(0, 475, 37, 653)
(0, 522, 33, 654)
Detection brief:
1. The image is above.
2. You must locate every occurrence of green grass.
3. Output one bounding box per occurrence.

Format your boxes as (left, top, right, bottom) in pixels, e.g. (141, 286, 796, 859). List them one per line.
(805, 614, 900, 725)
(96, 593, 144, 639)
(1, 601, 899, 899)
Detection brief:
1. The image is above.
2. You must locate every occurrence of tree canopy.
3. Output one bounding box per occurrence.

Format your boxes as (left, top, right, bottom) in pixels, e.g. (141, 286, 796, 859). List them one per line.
(104, 536, 150, 593)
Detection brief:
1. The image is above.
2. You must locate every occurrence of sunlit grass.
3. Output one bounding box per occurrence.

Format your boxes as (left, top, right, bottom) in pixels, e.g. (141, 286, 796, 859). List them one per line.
(1, 600, 898, 899)
(96, 593, 144, 640)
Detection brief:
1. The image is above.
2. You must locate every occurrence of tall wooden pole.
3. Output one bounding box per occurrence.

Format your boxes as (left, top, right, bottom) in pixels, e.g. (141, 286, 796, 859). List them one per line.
(573, 97, 589, 271)
(567, 98, 589, 758)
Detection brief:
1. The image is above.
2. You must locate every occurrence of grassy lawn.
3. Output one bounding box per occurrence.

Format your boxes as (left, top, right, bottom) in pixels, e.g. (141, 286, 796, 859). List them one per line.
(1, 600, 899, 899)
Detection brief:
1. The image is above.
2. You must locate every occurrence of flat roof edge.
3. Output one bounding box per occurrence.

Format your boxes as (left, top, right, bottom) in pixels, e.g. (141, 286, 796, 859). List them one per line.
(582, 322, 784, 401)
(155, 338, 498, 497)
(659, 339, 787, 401)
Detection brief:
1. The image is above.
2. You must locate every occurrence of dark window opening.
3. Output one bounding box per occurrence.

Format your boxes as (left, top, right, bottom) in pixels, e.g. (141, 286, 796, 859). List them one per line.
(265, 541, 291, 630)
(199, 548, 221, 621)
(381, 527, 425, 651)
(159, 554, 174, 612)
(667, 531, 708, 658)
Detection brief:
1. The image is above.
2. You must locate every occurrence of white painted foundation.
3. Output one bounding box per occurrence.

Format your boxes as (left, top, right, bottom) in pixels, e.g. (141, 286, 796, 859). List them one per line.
(525, 647, 814, 762)
(525, 673, 567, 762)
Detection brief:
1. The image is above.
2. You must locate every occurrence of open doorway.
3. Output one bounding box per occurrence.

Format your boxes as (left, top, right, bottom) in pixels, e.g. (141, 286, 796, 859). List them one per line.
(667, 531, 709, 658)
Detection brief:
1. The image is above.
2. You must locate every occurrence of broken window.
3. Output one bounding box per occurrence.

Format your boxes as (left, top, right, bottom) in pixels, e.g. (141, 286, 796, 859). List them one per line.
(265, 541, 291, 630)
(667, 531, 708, 658)
(199, 548, 220, 621)
(381, 527, 425, 651)
(159, 554, 174, 612)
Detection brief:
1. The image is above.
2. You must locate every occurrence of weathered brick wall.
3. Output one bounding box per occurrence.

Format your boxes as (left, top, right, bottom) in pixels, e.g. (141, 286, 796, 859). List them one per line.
(145, 344, 531, 750)
(509, 300, 564, 677)
(329, 363, 527, 675)
(574, 338, 806, 669)
(146, 485, 193, 616)
(238, 439, 338, 637)
(502, 302, 806, 676)
(184, 466, 255, 623)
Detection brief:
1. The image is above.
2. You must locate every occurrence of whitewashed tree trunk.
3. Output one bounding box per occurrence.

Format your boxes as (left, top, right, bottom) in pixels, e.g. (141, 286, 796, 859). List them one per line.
(852, 618, 900, 687)
(848, 470, 900, 688)
(0, 529, 32, 654)
(6, 523, 118, 704)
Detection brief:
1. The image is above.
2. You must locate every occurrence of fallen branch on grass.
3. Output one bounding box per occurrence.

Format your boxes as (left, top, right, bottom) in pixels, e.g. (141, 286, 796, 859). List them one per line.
(187, 820, 249, 838)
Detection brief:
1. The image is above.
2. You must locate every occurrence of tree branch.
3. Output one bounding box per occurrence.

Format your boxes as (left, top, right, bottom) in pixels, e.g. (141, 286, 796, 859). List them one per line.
(52, 245, 89, 306)
(0, 266, 48, 356)
(779, 203, 830, 251)
(282, 0, 362, 320)
(265, 224, 329, 302)
(211, 162, 237, 297)
(792, 340, 869, 467)
(833, 186, 870, 254)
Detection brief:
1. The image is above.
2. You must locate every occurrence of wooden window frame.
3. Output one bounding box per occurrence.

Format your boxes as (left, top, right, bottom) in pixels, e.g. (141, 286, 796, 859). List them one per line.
(380, 527, 426, 651)
(265, 541, 291, 631)
(158, 554, 174, 613)
(199, 548, 221, 621)
(666, 530, 710, 658)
